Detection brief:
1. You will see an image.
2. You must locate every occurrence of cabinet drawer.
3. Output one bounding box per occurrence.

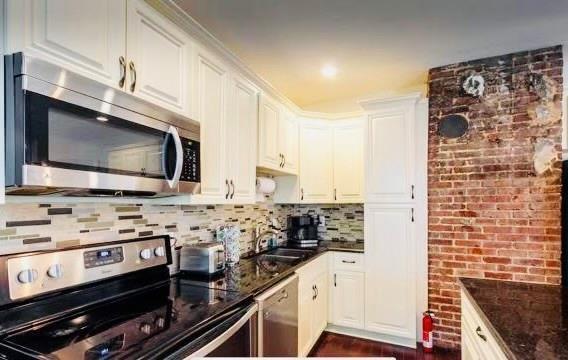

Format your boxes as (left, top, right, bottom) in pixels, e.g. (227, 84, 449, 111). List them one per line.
(333, 252, 364, 272)
(461, 291, 508, 360)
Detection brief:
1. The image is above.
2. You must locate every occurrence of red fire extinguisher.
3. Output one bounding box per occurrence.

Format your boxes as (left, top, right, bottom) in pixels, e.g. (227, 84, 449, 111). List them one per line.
(422, 311, 434, 353)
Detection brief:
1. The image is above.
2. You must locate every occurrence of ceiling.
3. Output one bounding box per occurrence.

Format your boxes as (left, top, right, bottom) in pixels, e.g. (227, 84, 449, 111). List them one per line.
(174, 0, 568, 112)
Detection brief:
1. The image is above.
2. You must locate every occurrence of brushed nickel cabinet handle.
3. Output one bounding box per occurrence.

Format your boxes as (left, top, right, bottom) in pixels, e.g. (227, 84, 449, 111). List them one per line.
(334, 188, 337, 201)
(301, 188, 304, 201)
(475, 326, 487, 342)
(342, 260, 356, 264)
(334, 273, 337, 287)
(411, 185, 415, 199)
(314, 285, 318, 299)
(411, 208, 415, 222)
(312, 285, 316, 300)
(283, 154, 286, 168)
(230, 180, 235, 199)
(279, 153, 284, 167)
(118, 56, 126, 88)
(129, 61, 137, 92)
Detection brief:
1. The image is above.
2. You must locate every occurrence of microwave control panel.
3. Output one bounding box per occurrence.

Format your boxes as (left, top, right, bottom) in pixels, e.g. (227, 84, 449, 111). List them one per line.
(180, 138, 200, 182)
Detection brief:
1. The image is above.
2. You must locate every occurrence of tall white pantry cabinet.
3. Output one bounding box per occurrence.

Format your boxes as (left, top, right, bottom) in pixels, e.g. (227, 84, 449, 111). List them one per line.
(358, 93, 428, 348)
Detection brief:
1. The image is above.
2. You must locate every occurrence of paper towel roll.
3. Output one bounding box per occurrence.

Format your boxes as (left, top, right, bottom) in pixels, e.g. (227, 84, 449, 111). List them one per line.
(256, 177, 276, 194)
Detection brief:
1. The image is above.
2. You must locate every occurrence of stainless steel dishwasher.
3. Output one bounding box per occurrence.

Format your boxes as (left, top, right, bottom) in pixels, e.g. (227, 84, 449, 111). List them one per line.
(255, 274, 299, 357)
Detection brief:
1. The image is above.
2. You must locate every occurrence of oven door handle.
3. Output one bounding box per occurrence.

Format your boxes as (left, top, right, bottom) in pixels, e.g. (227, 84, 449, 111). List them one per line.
(184, 303, 258, 358)
(164, 126, 183, 189)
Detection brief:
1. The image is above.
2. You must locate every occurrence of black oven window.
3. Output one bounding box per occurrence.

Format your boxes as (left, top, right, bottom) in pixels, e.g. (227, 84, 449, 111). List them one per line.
(25, 91, 168, 179)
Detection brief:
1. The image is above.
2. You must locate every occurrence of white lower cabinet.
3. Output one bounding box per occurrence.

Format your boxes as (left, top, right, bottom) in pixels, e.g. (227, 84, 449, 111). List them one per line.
(461, 291, 507, 360)
(364, 204, 416, 344)
(296, 253, 329, 357)
(330, 270, 365, 329)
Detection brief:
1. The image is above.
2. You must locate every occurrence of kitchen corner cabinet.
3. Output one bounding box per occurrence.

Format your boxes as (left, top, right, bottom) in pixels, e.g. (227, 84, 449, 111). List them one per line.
(298, 120, 334, 203)
(363, 96, 417, 203)
(275, 117, 364, 204)
(296, 254, 329, 357)
(332, 119, 365, 203)
(193, 47, 258, 204)
(257, 94, 299, 175)
(364, 203, 416, 343)
(6, 0, 194, 118)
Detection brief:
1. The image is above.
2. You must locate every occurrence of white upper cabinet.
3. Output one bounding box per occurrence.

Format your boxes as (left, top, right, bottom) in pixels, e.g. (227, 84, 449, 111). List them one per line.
(258, 94, 282, 170)
(332, 119, 365, 203)
(193, 47, 229, 203)
(6, 0, 127, 89)
(126, 0, 193, 116)
(280, 109, 300, 174)
(226, 74, 259, 203)
(364, 203, 416, 344)
(299, 120, 334, 203)
(361, 95, 419, 203)
(257, 94, 299, 175)
(7, 0, 194, 118)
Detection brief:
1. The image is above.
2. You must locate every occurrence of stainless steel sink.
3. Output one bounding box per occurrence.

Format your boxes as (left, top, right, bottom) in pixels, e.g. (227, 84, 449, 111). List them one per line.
(257, 254, 300, 264)
(265, 248, 316, 258)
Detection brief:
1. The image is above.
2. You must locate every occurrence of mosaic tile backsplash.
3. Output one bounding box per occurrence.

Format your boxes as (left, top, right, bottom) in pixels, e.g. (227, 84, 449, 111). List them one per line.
(0, 199, 364, 255)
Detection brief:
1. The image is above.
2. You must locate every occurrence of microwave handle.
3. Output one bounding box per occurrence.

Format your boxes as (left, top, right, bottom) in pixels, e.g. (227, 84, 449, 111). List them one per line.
(165, 126, 183, 189)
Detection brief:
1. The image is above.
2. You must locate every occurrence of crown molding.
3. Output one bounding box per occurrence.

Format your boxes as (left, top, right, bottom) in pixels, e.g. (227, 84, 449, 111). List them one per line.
(358, 92, 422, 112)
(145, 1, 423, 120)
(146, 0, 303, 113)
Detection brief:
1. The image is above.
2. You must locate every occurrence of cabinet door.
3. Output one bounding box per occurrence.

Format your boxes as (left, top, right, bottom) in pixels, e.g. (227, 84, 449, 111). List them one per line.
(194, 48, 228, 203)
(333, 119, 364, 203)
(126, 0, 192, 116)
(364, 204, 416, 341)
(299, 121, 334, 203)
(6, 0, 126, 88)
(258, 94, 281, 170)
(298, 279, 315, 357)
(280, 110, 299, 174)
(312, 270, 329, 338)
(331, 271, 365, 329)
(227, 74, 258, 203)
(366, 105, 415, 203)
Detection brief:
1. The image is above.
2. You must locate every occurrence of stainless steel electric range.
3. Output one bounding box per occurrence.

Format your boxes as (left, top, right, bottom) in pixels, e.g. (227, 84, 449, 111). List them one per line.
(0, 236, 257, 359)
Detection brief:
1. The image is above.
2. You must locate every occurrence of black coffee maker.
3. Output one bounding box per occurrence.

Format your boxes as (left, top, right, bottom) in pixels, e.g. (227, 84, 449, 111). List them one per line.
(287, 215, 319, 248)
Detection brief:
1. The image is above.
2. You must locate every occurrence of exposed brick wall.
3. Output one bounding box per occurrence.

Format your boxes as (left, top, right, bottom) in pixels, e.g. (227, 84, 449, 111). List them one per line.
(428, 46, 563, 348)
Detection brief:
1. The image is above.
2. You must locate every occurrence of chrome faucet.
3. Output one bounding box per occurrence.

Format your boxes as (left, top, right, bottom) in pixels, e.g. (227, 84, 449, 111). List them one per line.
(254, 218, 280, 253)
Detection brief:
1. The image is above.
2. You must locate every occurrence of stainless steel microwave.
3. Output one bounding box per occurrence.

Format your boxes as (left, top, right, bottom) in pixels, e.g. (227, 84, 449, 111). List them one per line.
(4, 53, 200, 198)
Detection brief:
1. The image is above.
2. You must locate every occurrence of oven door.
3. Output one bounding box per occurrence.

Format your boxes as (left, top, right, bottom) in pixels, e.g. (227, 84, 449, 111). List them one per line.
(6, 66, 200, 196)
(167, 304, 258, 359)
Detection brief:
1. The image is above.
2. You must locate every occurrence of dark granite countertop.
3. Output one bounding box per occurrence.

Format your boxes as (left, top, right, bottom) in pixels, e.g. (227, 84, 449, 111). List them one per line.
(459, 278, 568, 360)
(180, 244, 360, 297)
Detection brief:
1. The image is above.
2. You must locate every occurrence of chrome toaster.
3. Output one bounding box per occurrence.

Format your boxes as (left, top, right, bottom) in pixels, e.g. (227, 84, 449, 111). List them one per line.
(180, 242, 226, 275)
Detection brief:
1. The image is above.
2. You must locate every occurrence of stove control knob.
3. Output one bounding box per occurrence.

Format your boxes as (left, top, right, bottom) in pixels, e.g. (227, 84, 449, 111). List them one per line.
(139, 322, 152, 335)
(154, 316, 165, 328)
(17, 269, 38, 284)
(140, 248, 152, 260)
(47, 264, 63, 279)
(154, 246, 165, 257)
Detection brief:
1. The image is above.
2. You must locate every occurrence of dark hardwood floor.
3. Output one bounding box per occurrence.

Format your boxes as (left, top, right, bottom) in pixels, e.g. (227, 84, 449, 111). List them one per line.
(309, 332, 461, 359)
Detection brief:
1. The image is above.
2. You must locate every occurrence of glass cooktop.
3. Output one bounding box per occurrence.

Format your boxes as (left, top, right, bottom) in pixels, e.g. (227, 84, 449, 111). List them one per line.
(0, 277, 250, 359)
